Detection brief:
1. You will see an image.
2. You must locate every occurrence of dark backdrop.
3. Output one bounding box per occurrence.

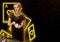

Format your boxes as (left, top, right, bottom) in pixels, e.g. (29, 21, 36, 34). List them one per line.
(0, 0, 59, 42)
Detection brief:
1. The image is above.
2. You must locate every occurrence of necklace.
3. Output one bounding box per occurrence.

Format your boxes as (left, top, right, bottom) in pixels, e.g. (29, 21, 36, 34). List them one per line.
(14, 13, 20, 17)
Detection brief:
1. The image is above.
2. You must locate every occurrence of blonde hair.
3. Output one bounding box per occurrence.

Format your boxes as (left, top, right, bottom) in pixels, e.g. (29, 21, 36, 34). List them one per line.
(13, 2, 23, 10)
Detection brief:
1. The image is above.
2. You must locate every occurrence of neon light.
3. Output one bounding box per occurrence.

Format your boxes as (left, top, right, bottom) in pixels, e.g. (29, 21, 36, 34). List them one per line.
(0, 2, 36, 42)
(28, 24, 36, 41)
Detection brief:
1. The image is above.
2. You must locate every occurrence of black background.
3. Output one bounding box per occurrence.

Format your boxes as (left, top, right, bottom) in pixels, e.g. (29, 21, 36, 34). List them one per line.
(0, 0, 60, 42)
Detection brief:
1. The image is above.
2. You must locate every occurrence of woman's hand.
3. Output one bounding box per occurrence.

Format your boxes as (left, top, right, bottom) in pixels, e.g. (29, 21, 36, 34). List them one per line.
(12, 21, 16, 25)
(14, 23, 19, 28)
(12, 22, 20, 28)
(12, 22, 21, 29)
(17, 25, 21, 29)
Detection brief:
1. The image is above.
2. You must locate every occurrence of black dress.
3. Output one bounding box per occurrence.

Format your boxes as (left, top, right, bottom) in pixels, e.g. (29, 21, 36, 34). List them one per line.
(9, 13, 25, 41)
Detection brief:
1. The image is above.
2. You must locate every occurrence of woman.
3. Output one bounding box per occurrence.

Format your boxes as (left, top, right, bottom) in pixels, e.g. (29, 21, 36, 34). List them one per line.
(8, 2, 26, 42)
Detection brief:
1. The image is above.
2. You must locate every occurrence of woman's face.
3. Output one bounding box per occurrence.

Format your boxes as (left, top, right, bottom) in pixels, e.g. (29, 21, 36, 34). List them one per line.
(13, 4, 20, 13)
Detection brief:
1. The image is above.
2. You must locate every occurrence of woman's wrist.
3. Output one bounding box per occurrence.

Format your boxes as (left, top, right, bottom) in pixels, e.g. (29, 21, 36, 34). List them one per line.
(17, 25, 22, 29)
(8, 23, 12, 26)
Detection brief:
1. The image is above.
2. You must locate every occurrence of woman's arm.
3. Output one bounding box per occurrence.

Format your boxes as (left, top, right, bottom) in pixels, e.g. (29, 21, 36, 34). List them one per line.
(18, 20, 26, 29)
(21, 20, 26, 27)
(8, 18, 12, 26)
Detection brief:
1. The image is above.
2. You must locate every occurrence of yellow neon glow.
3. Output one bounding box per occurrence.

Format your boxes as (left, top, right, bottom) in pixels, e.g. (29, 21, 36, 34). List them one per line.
(7, 10, 14, 16)
(5, 5, 8, 8)
(1, 2, 36, 42)
(2, 33, 4, 36)
(8, 26, 12, 32)
(2, 2, 17, 23)
(0, 29, 12, 38)
(28, 24, 36, 41)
